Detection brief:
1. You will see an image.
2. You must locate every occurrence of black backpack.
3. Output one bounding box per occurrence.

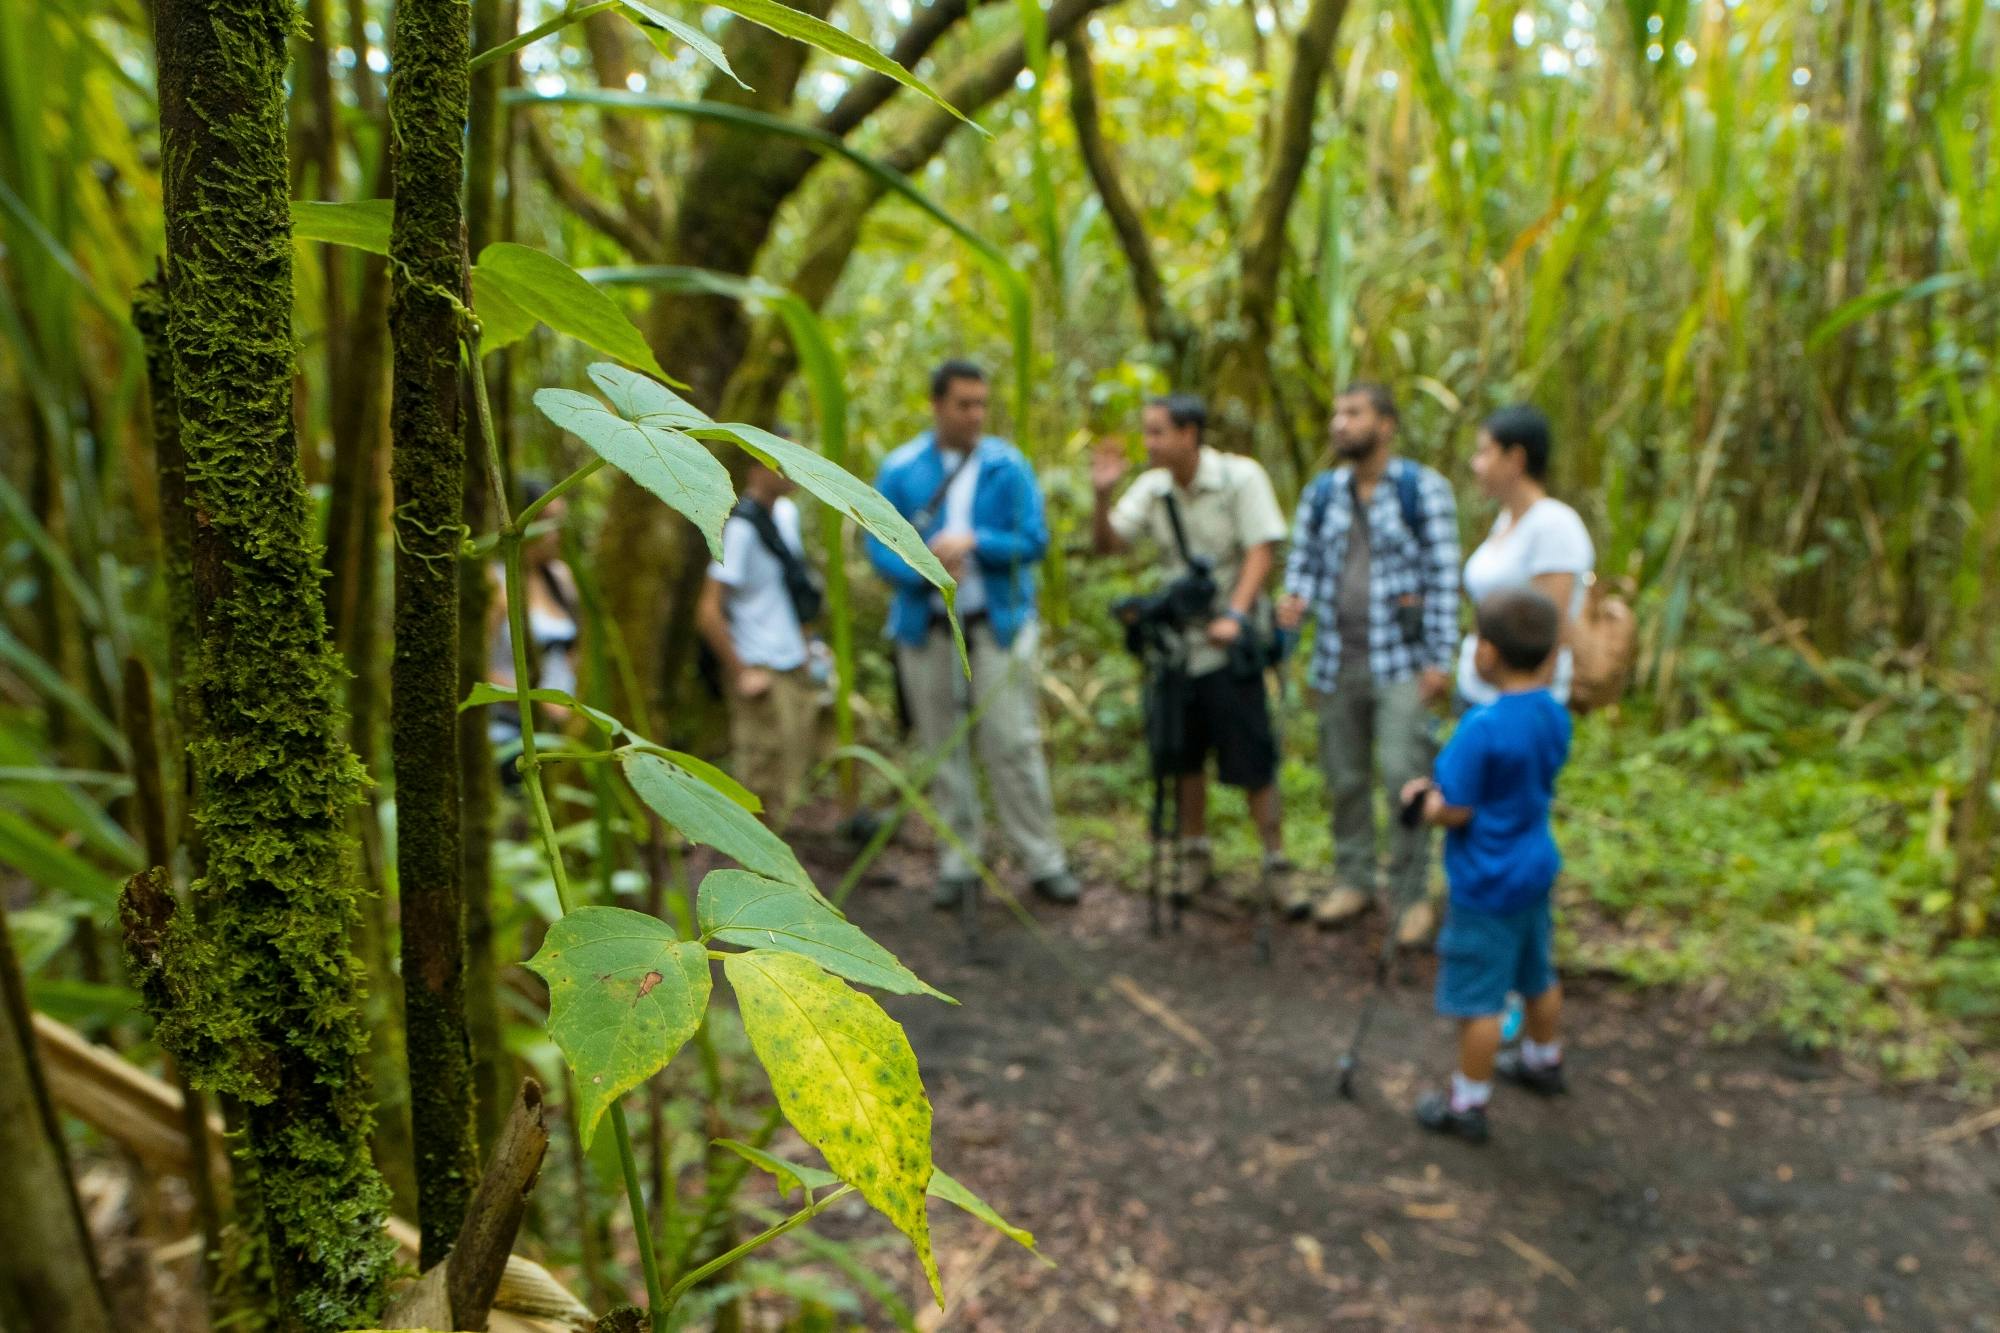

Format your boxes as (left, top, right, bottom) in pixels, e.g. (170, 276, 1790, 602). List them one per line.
(731, 496, 823, 626)
(695, 498, 823, 699)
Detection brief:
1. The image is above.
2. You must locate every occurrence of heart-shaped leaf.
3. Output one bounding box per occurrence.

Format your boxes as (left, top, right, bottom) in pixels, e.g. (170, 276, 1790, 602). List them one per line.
(470, 264, 539, 352)
(525, 906, 712, 1148)
(724, 950, 940, 1304)
(621, 752, 814, 893)
(698, 870, 949, 1001)
(534, 387, 735, 557)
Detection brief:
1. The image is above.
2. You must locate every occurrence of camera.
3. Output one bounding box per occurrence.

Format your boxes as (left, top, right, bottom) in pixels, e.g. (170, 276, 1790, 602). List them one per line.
(1112, 558, 1218, 659)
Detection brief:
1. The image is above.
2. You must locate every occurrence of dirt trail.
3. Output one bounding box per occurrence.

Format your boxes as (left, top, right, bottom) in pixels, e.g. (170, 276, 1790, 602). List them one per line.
(808, 836, 2000, 1332)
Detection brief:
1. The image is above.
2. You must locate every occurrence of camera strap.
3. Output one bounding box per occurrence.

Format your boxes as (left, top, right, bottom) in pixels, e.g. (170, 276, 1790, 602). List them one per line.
(912, 444, 975, 534)
(1162, 490, 1197, 570)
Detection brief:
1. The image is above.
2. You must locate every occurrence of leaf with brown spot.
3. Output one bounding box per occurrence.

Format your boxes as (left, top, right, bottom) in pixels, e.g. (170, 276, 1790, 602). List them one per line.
(526, 906, 711, 1147)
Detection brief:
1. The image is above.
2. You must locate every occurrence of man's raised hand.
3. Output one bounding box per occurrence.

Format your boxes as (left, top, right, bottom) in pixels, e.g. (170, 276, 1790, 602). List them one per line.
(1090, 438, 1131, 496)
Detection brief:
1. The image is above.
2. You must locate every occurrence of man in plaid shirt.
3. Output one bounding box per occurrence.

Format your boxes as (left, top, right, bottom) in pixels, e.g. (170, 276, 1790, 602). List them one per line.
(1278, 384, 1460, 937)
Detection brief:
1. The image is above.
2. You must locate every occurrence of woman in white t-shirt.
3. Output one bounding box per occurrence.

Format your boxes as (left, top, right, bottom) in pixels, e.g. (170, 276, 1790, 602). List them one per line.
(1457, 405, 1596, 707)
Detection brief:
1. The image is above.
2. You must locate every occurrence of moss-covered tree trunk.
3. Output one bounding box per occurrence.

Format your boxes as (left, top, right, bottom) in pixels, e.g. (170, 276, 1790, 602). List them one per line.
(461, 0, 516, 1164)
(389, 0, 479, 1267)
(144, 0, 395, 1326)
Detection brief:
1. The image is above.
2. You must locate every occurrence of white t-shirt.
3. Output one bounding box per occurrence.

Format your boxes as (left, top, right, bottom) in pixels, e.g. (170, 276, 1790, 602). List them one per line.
(1457, 497, 1595, 705)
(708, 497, 809, 671)
(927, 448, 986, 619)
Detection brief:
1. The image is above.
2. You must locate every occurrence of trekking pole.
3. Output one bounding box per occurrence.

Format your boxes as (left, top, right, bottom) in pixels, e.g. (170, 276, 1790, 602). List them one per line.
(1146, 767, 1166, 937)
(1254, 860, 1274, 965)
(1337, 787, 1428, 1098)
(959, 864, 982, 959)
(1335, 919, 1399, 1099)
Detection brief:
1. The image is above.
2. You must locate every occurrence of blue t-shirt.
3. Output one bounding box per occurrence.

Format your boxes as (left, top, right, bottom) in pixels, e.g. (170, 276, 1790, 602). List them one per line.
(1432, 689, 1572, 914)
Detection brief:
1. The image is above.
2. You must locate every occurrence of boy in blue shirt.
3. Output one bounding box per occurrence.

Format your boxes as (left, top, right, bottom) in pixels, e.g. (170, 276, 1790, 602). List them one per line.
(1400, 586, 1572, 1143)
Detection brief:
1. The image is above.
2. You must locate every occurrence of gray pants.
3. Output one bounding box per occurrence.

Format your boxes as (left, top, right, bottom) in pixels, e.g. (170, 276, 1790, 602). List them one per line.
(897, 619, 1067, 885)
(1315, 667, 1436, 908)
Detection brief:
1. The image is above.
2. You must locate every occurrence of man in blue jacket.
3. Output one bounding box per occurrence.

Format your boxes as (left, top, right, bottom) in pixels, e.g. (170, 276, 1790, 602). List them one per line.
(866, 360, 1078, 907)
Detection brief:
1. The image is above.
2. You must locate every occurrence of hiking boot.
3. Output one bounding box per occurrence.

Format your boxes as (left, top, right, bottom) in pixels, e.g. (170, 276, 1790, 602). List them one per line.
(1414, 1090, 1490, 1144)
(933, 876, 975, 909)
(1031, 870, 1081, 905)
(1495, 1048, 1568, 1097)
(1264, 857, 1310, 918)
(1312, 885, 1372, 929)
(1394, 898, 1439, 949)
(1177, 841, 1215, 904)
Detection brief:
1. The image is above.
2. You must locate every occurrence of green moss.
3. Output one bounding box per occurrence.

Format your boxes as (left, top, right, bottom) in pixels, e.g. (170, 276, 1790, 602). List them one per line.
(387, 0, 479, 1268)
(146, 0, 394, 1326)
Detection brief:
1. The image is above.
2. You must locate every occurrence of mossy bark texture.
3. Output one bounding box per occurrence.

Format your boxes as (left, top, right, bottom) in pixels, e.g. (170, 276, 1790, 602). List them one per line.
(389, 0, 479, 1266)
(147, 0, 394, 1326)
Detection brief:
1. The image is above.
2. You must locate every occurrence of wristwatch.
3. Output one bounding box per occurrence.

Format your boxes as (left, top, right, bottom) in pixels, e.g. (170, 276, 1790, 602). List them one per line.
(1223, 608, 1249, 627)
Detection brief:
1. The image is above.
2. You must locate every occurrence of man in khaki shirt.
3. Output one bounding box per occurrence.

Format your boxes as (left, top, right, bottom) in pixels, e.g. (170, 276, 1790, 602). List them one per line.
(1091, 394, 1297, 908)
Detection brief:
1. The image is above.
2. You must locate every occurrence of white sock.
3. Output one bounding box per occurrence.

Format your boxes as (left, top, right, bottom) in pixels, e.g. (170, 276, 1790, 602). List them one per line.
(1450, 1072, 1492, 1112)
(1522, 1038, 1563, 1070)
(1179, 836, 1211, 854)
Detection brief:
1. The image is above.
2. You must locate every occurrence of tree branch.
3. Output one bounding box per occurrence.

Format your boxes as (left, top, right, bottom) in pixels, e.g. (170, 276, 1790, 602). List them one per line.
(521, 115, 664, 261)
(720, 0, 1117, 422)
(1237, 0, 1348, 332)
(1064, 35, 1190, 369)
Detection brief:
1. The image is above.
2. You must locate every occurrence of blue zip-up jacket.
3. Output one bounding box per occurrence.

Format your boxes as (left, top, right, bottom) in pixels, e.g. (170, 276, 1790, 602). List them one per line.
(865, 431, 1048, 648)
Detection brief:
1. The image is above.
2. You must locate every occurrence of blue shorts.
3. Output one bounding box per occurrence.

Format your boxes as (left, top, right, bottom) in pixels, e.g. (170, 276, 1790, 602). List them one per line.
(1435, 899, 1556, 1019)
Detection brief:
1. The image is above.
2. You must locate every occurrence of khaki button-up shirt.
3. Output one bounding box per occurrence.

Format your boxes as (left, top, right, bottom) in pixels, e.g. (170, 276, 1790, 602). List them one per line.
(1108, 447, 1290, 676)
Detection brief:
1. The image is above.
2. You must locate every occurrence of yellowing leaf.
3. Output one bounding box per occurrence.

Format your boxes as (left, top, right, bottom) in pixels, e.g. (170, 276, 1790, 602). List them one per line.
(724, 950, 940, 1303)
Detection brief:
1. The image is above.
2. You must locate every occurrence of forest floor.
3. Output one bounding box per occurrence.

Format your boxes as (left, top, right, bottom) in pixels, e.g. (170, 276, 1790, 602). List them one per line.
(790, 826, 2000, 1333)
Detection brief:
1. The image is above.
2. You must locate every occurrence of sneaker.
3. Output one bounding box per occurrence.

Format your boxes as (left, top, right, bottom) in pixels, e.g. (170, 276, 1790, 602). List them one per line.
(1394, 898, 1439, 949)
(933, 876, 975, 909)
(1311, 885, 1372, 929)
(1031, 870, 1081, 905)
(1495, 1048, 1568, 1097)
(1259, 856, 1308, 918)
(1414, 1090, 1490, 1144)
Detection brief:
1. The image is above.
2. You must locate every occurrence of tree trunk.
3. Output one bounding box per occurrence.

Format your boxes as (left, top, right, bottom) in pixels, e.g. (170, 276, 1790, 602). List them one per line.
(389, 0, 478, 1267)
(0, 912, 113, 1333)
(462, 0, 515, 1165)
(146, 0, 395, 1325)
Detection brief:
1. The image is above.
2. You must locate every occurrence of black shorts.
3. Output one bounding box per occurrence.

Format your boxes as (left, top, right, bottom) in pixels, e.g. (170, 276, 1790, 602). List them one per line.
(1163, 667, 1279, 790)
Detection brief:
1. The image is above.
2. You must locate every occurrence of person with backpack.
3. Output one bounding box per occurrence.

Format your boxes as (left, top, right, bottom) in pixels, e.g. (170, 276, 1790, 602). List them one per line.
(1277, 383, 1461, 939)
(697, 455, 827, 829)
(1088, 393, 1296, 909)
(1457, 405, 1597, 711)
(865, 359, 1078, 908)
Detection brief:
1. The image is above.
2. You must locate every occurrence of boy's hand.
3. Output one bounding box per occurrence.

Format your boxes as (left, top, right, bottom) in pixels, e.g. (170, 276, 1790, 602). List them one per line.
(1418, 666, 1451, 706)
(1276, 593, 1308, 631)
(1399, 777, 1433, 808)
(735, 666, 773, 700)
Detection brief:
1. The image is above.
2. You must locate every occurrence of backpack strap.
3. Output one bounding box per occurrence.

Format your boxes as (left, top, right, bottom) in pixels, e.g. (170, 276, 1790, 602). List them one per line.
(731, 497, 822, 625)
(1392, 458, 1425, 541)
(1161, 490, 1196, 568)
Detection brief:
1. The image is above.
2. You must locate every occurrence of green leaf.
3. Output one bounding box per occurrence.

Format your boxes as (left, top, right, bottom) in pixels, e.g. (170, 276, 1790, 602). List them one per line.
(459, 680, 627, 736)
(622, 1, 747, 88)
(690, 413, 956, 610)
(475, 242, 670, 379)
(470, 264, 539, 352)
(0, 807, 123, 910)
(714, 1137, 841, 1198)
(698, 870, 950, 1001)
(632, 746, 760, 813)
(290, 198, 393, 254)
(524, 905, 712, 1148)
(1806, 271, 1974, 351)
(620, 752, 815, 893)
(700, 0, 974, 126)
(723, 950, 940, 1303)
(532, 384, 735, 558)
(929, 1167, 1046, 1262)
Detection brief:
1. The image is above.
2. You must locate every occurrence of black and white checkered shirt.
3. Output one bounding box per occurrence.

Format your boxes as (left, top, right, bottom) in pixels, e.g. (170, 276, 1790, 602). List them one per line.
(1283, 459, 1461, 692)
